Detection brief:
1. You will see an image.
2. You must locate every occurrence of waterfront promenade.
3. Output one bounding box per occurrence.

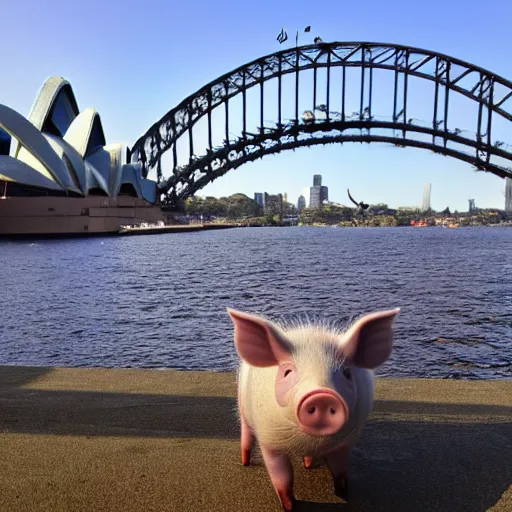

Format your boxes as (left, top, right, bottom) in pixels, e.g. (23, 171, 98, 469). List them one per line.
(0, 366, 510, 511)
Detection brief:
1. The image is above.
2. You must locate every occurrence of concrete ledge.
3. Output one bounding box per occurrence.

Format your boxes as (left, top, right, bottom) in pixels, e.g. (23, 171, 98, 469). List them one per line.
(0, 366, 510, 511)
(118, 224, 241, 235)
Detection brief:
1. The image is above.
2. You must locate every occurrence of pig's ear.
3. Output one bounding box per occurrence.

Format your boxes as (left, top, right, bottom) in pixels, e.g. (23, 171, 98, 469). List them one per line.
(340, 308, 400, 369)
(227, 308, 293, 367)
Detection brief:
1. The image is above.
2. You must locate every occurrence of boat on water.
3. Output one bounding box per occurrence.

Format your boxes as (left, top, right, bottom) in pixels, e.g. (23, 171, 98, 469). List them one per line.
(410, 220, 429, 227)
(0, 77, 164, 237)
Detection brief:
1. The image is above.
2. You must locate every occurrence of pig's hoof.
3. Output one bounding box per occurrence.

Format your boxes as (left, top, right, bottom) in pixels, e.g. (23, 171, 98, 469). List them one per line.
(303, 456, 313, 469)
(278, 489, 295, 511)
(241, 449, 251, 466)
(334, 475, 348, 500)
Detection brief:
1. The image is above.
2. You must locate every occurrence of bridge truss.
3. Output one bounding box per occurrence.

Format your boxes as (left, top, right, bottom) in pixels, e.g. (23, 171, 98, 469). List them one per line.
(130, 42, 512, 206)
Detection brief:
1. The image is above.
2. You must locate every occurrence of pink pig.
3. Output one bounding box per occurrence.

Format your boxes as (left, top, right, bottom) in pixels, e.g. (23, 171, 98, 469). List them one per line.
(228, 307, 400, 511)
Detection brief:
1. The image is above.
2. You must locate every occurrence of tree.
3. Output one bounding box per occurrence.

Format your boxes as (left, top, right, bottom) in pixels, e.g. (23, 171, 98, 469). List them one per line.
(184, 193, 262, 219)
(225, 194, 262, 219)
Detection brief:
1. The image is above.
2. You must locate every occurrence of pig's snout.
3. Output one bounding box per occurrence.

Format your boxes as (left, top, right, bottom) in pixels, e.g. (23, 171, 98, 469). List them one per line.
(296, 390, 348, 437)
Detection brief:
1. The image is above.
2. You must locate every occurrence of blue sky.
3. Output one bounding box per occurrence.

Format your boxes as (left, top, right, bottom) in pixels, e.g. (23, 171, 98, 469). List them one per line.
(1, 0, 511, 211)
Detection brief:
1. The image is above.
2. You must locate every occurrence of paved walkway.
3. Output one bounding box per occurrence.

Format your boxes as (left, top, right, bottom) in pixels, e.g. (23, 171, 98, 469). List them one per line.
(0, 366, 510, 511)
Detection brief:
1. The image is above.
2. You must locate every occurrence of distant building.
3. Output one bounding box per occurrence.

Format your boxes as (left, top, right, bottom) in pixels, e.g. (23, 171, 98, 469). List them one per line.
(264, 192, 283, 217)
(254, 192, 265, 208)
(297, 195, 306, 211)
(398, 206, 420, 212)
(421, 183, 432, 212)
(505, 178, 512, 212)
(468, 198, 476, 213)
(309, 174, 329, 208)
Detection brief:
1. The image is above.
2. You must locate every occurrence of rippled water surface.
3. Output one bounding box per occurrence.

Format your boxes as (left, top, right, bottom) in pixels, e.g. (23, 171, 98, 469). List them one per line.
(0, 227, 511, 379)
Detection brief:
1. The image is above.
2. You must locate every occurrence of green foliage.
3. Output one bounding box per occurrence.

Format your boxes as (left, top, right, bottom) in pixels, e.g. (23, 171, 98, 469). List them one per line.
(299, 205, 354, 225)
(368, 215, 397, 227)
(184, 194, 263, 219)
(184, 194, 510, 227)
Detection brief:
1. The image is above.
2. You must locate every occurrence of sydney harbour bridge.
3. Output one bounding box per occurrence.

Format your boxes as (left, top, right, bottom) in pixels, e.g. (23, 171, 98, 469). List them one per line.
(129, 41, 512, 208)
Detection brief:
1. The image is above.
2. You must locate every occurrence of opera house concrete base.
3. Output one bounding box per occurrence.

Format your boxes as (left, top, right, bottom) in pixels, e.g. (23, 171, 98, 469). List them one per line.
(0, 196, 163, 237)
(0, 76, 163, 236)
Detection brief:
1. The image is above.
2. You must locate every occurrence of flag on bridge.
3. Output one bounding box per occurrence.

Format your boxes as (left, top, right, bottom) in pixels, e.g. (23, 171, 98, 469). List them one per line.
(277, 28, 288, 44)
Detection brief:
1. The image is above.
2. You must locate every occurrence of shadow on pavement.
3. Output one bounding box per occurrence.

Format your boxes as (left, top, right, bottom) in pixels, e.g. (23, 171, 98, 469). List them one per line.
(0, 366, 510, 511)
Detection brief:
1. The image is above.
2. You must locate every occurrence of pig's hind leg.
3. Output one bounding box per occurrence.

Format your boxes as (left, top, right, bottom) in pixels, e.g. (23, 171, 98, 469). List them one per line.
(303, 456, 313, 469)
(325, 443, 352, 500)
(261, 446, 296, 511)
(240, 413, 255, 466)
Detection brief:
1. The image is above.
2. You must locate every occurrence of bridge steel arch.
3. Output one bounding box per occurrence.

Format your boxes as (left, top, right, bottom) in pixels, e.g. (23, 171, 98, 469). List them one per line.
(130, 42, 512, 206)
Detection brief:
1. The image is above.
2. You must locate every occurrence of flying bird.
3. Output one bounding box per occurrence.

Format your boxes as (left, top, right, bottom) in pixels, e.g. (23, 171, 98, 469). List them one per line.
(347, 189, 369, 211)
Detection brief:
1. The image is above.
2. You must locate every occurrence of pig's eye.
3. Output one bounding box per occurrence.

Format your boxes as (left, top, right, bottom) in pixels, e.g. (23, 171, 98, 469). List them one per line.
(284, 369, 293, 377)
(342, 367, 352, 380)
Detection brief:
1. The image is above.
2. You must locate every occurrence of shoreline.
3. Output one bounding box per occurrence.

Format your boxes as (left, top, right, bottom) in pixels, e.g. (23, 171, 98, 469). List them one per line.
(0, 365, 510, 511)
(1, 222, 510, 240)
(0, 362, 509, 380)
(118, 223, 240, 235)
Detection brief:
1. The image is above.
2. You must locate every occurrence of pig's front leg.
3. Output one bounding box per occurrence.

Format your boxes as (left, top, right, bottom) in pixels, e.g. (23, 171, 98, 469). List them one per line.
(325, 443, 352, 500)
(240, 413, 255, 466)
(260, 446, 295, 511)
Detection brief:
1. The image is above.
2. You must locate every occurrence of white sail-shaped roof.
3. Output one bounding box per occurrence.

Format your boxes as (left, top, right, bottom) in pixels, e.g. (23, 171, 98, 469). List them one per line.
(0, 155, 62, 191)
(140, 177, 157, 203)
(117, 163, 143, 198)
(0, 104, 81, 194)
(85, 148, 113, 197)
(64, 108, 106, 158)
(84, 160, 109, 196)
(43, 133, 88, 195)
(1, 76, 158, 204)
(26, 77, 80, 136)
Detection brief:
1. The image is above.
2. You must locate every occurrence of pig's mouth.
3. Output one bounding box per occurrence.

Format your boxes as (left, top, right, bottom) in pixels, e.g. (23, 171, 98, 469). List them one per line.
(296, 389, 349, 437)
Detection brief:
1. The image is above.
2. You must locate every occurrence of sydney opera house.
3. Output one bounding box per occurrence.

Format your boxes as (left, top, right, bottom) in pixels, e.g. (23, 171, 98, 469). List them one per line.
(0, 77, 163, 236)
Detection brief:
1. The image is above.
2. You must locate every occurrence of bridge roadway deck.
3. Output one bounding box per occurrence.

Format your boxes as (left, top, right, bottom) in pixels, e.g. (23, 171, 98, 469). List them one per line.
(0, 366, 510, 511)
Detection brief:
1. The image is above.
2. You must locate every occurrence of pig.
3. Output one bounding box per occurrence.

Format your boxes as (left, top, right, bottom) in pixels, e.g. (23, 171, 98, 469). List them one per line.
(227, 307, 400, 511)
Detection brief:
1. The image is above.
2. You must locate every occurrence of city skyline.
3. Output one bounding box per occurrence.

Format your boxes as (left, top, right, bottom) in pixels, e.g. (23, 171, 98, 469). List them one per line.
(1, 0, 511, 212)
(198, 142, 507, 212)
(210, 171, 510, 212)
(217, 172, 510, 212)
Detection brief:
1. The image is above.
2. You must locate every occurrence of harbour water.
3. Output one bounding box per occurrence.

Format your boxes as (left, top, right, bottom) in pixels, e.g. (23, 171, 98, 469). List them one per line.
(0, 227, 510, 379)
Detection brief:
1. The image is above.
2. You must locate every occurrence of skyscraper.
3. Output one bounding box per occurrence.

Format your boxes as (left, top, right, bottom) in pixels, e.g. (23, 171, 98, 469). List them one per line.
(297, 195, 306, 212)
(254, 193, 265, 208)
(264, 193, 283, 217)
(468, 199, 476, 213)
(309, 175, 329, 208)
(505, 177, 512, 212)
(421, 183, 432, 212)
